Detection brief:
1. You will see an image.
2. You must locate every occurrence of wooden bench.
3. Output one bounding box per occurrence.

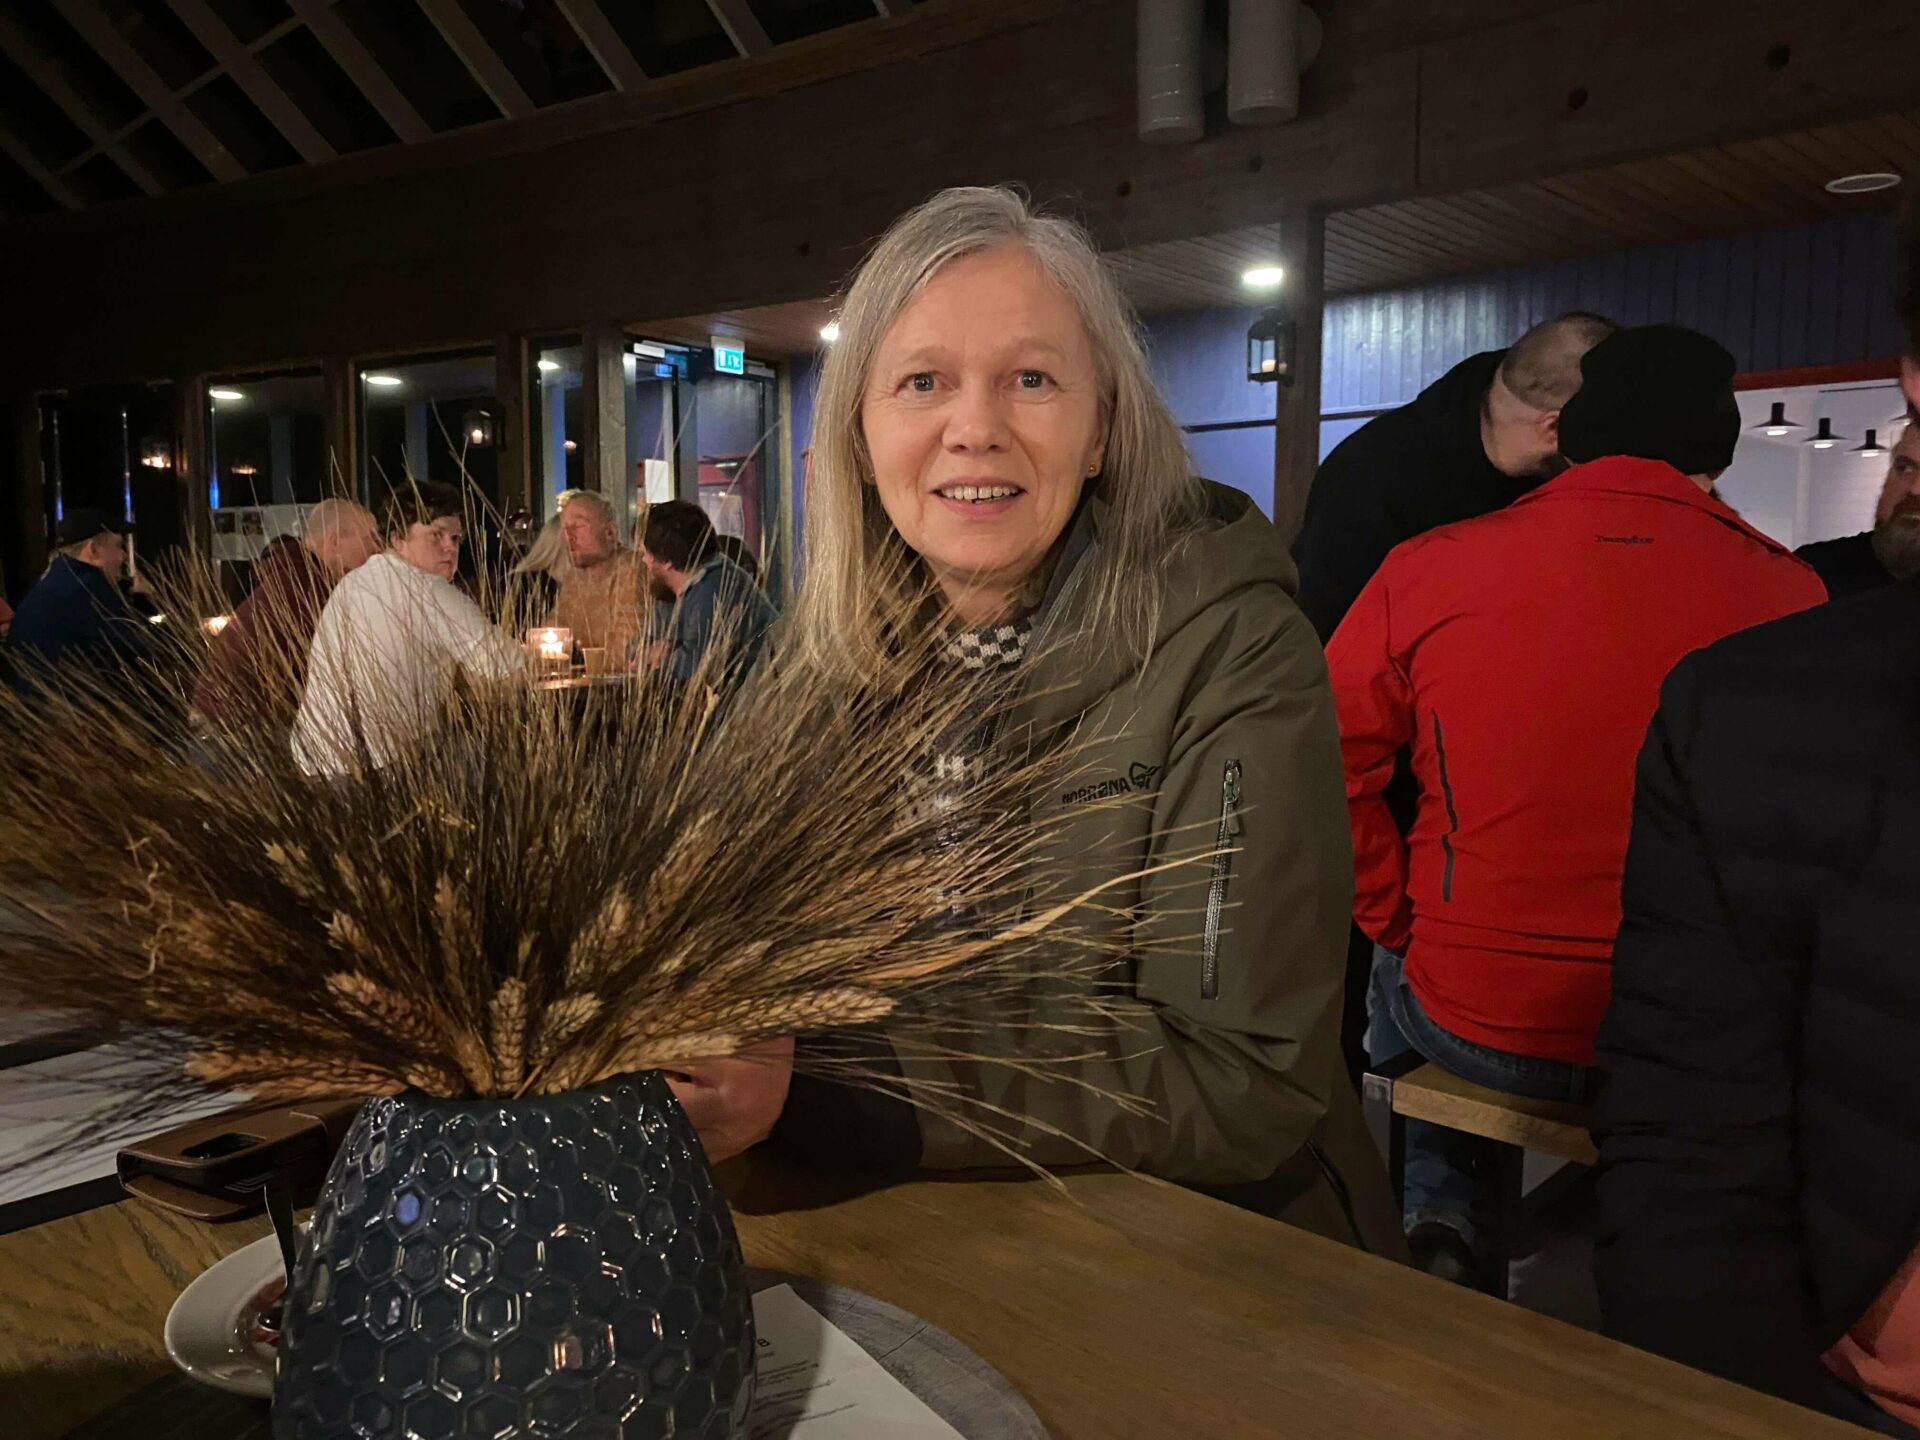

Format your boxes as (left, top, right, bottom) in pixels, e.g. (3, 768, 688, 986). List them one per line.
(1362, 1056, 1596, 1297)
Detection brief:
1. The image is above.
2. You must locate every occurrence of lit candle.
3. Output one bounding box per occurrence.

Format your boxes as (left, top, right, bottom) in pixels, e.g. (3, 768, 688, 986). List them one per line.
(527, 626, 573, 676)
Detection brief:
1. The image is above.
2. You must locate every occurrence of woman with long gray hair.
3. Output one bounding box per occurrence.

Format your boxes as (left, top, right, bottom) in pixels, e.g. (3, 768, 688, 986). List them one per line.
(670, 186, 1397, 1249)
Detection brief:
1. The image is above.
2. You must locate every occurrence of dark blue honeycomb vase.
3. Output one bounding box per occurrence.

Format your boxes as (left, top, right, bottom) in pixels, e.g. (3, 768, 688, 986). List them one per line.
(273, 1070, 754, 1440)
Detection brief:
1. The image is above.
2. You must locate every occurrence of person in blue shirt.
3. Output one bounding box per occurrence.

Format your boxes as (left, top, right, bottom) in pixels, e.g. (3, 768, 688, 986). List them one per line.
(8, 508, 162, 698)
(638, 501, 776, 694)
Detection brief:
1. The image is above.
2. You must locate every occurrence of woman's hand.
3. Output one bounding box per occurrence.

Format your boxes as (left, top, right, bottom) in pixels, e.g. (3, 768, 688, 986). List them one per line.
(661, 1037, 795, 1163)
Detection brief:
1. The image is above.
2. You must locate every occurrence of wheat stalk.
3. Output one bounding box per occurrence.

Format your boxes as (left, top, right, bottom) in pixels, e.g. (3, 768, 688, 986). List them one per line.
(0, 533, 1199, 1171)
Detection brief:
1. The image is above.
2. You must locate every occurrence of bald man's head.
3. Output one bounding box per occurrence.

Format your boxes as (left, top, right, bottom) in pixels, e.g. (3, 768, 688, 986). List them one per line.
(1481, 311, 1619, 479)
(1499, 312, 1619, 411)
(305, 499, 379, 576)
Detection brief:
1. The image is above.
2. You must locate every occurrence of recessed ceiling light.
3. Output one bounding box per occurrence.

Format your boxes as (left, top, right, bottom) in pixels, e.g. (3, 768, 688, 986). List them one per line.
(537, 358, 561, 372)
(208, 388, 244, 401)
(1242, 265, 1285, 290)
(1826, 172, 1902, 195)
(363, 374, 403, 387)
(819, 322, 841, 344)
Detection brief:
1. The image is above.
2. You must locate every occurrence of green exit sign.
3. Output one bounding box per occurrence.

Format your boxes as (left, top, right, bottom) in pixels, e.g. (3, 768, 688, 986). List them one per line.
(712, 341, 745, 375)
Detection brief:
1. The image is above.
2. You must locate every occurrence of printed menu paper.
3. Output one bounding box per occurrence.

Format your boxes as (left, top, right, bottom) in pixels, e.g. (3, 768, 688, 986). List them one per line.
(748, 1283, 967, 1439)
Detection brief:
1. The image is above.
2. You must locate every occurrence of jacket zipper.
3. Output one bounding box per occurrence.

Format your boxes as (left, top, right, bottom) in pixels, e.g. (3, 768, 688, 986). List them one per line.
(1201, 758, 1242, 1000)
(1431, 714, 1459, 903)
(1305, 1138, 1364, 1247)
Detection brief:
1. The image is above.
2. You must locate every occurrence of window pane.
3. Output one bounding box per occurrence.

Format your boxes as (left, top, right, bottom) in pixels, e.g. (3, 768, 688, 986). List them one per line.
(623, 340, 682, 539)
(358, 351, 500, 512)
(207, 369, 327, 510)
(529, 338, 584, 522)
(692, 356, 776, 560)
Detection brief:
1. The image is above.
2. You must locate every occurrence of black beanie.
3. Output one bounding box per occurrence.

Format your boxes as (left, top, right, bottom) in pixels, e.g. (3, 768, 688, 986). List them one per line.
(1556, 324, 1740, 476)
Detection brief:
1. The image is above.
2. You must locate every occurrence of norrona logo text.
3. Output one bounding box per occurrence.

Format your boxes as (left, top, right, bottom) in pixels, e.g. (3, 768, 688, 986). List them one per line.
(1061, 762, 1163, 806)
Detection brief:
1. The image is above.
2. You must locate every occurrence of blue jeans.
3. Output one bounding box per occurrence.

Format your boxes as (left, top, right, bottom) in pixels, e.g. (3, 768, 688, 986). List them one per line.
(1824, 1375, 1920, 1439)
(1367, 948, 1591, 1255)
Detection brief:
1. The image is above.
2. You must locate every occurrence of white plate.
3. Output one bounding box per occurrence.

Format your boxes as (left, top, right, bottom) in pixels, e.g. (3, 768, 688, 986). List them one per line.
(164, 1231, 283, 1399)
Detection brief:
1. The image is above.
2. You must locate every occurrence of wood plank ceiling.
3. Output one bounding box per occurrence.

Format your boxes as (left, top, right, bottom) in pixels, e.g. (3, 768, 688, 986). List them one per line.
(1324, 111, 1920, 294)
(0, 0, 914, 220)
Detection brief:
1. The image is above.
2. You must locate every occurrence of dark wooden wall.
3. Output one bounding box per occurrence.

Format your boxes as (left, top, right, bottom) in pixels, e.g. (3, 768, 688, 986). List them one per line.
(4, 0, 1920, 584)
(8, 0, 1920, 391)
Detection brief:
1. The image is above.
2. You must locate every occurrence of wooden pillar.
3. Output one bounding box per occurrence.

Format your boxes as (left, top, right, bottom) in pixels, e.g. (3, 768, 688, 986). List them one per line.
(494, 334, 530, 516)
(322, 357, 358, 501)
(581, 324, 628, 537)
(1273, 202, 1326, 547)
(174, 377, 210, 556)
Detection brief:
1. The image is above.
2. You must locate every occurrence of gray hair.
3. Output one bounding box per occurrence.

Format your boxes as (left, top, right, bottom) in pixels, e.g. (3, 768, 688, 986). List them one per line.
(560, 489, 617, 527)
(787, 185, 1205, 670)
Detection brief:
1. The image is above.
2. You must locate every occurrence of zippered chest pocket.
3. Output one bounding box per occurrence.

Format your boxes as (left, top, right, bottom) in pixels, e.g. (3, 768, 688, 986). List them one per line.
(1201, 758, 1242, 1000)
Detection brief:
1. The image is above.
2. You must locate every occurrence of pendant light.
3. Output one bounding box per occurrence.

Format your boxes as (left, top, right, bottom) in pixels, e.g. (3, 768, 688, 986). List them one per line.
(1805, 417, 1845, 450)
(1853, 429, 1888, 457)
(1751, 401, 1801, 437)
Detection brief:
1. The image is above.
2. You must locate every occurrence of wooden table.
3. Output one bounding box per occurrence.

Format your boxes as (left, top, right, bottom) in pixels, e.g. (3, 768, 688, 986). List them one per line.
(0, 1157, 1872, 1440)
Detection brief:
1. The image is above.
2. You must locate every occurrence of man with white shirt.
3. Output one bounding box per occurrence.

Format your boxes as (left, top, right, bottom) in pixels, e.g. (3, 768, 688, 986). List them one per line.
(293, 482, 524, 775)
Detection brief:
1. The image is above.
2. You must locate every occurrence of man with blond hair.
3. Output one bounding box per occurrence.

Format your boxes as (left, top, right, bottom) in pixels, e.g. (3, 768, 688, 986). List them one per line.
(545, 489, 643, 661)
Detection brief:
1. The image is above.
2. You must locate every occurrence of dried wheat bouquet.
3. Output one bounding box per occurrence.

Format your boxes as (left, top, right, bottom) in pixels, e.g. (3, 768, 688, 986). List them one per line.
(0, 550, 1161, 1154)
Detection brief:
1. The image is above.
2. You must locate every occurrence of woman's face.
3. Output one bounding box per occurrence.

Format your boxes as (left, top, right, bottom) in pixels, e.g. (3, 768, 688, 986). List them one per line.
(861, 244, 1107, 624)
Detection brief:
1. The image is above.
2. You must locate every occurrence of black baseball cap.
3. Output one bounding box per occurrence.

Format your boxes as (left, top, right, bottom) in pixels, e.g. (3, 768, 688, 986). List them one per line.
(55, 508, 128, 548)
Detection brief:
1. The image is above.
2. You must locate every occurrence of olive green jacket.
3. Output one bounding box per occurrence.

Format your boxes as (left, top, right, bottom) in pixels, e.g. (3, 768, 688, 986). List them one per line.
(777, 484, 1401, 1254)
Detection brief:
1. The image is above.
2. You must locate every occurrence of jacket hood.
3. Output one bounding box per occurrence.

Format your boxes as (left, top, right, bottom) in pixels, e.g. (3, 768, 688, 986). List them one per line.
(1027, 480, 1299, 723)
(1411, 350, 1504, 472)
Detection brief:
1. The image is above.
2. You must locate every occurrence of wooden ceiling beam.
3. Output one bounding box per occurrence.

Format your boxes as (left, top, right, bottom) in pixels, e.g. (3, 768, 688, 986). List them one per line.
(0, 123, 82, 211)
(706, 0, 772, 57)
(163, 0, 337, 164)
(56, 0, 247, 182)
(552, 0, 648, 92)
(285, 0, 430, 143)
(45, 16, 301, 179)
(0, 8, 162, 195)
(416, 0, 535, 120)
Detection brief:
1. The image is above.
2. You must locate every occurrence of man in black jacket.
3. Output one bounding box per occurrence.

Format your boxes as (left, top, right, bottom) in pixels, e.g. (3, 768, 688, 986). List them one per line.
(1796, 422, 1920, 601)
(1292, 311, 1617, 642)
(8, 509, 159, 690)
(1595, 304, 1920, 1430)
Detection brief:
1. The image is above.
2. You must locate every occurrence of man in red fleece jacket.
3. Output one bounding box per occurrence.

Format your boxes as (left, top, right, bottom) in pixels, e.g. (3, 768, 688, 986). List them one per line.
(1327, 324, 1826, 1284)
